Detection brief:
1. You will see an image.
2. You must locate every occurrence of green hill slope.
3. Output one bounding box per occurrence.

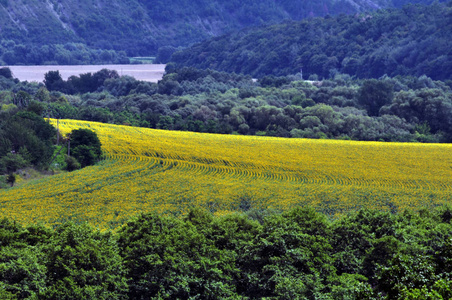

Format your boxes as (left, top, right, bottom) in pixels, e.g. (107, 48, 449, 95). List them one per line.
(171, 1, 452, 80)
(0, 0, 448, 64)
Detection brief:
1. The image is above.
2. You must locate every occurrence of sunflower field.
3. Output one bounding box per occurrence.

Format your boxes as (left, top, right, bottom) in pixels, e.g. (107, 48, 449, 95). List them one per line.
(1, 119, 451, 229)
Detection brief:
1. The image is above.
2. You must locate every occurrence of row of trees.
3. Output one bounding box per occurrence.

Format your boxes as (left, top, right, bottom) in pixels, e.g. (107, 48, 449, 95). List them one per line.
(171, 1, 452, 80)
(2, 66, 452, 142)
(18, 66, 450, 143)
(1, 206, 452, 299)
(0, 41, 130, 66)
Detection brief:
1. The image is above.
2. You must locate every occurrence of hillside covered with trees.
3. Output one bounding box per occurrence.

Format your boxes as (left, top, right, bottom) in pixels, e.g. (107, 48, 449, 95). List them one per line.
(0, 0, 449, 65)
(171, 1, 452, 80)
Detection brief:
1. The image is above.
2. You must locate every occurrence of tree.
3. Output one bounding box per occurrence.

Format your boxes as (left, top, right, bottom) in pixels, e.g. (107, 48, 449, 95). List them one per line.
(1, 153, 28, 174)
(118, 211, 238, 299)
(71, 145, 98, 168)
(34, 87, 51, 103)
(0, 67, 13, 79)
(44, 71, 66, 92)
(3, 111, 56, 167)
(242, 207, 335, 298)
(358, 79, 394, 116)
(70, 129, 101, 155)
(69, 128, 102, 168)
(155, 46, 177, 64)
(6, 173, 15, 187)
(13, 91, 32, 108)
(41, 223, 128, 299)
(0, 218, 53, 298)
(65, 155, 81, 171)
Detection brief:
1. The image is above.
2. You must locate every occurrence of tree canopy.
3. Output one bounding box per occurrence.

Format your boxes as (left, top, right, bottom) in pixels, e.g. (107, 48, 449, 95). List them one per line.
(1, 206, 452, 298)
(171, 1, 452, 80)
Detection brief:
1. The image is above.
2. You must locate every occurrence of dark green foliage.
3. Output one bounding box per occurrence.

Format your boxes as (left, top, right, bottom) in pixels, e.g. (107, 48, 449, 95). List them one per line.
(1, 153, 28, 174)
(26, 101, 45, 115)
(172, 2, 452, 81)
(382, 87, 452, 135)
(242, 207, 335, 298)
(0, 246, 47, 298)
(12, 91, 32, 108)
(70, 129, 101, 156)
(118, 211, 239, 298)
(71, 145, 98, 168)
(0, 218, 23, 248)
(40, 223, 128, 299)
(69, 128, 102, 168)
(4, 65, 452, 143)
(65, 155, 81, 172)
(155, 46, 177, 64)
(2, 0, 433, 64)
(44, 71, 65, 92)
(67, 69, 120, 94)
(0, 110, 56, 171)
(5, 173, 15, 187)
(0, 219, 51, 298)
(0, 67, 13, 79)
(359, 80, 394, 116)
(20, 66, 451, 142)
(2, 206, 452, 298)
(1, 42, 130, 66)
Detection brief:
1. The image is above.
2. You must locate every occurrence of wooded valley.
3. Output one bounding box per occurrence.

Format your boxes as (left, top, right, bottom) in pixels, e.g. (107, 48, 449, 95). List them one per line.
(1, 1, 452, 299)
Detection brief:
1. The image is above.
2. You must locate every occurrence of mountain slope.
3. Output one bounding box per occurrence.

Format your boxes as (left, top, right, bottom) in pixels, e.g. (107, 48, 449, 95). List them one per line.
(0, 0, 447, 59)
(171, 1, 452, 80)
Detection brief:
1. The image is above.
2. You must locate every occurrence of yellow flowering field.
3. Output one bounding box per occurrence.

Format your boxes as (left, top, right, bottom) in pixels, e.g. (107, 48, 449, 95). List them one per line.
(1, 119, 451, 229)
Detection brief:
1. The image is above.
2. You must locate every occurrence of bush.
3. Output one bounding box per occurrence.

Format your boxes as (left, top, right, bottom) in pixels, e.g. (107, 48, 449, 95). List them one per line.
(65, 156, 81, 171)
(69, 129, 102, 168)
(0, 153, 29, 173)
(71, 145, 98, 168)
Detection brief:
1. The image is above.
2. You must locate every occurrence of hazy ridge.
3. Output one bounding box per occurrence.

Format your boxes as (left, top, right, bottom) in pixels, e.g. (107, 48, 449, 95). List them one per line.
(0, 0, 447, 58)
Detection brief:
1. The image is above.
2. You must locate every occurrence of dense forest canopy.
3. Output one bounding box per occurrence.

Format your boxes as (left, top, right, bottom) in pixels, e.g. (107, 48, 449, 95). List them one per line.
(171, 1, 452, 80)
(0, 0, 449, 65)
(1, 207, 452, 299)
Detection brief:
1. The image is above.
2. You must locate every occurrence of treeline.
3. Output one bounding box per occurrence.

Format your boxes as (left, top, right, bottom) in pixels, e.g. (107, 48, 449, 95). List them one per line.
(0, 78, 103, 188)
(0, 41, 130, 66)
(2, 66, 452, 143)
(0, 108, 102, 188)
(171, 1, 452, 80)
(0, 95, 57, 186)
(1, 206, 452, 299)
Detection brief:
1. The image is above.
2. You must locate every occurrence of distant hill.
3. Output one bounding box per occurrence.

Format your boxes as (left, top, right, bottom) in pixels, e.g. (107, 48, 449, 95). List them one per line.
(0, 0, 448, 64)
(171, 1, 452, 80)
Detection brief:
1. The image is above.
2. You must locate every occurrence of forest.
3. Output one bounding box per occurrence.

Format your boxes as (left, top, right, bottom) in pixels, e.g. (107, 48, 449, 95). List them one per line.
(0, 42, 130, 66)
(1, 207, 452, 299)
(1, 66, 451, 144)
(0, 0, 449, 65)
(171, 1, 452, 80)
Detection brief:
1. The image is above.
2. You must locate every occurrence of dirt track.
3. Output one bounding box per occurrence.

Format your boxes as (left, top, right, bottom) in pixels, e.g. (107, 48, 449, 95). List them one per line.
(5, 64, 166, 83)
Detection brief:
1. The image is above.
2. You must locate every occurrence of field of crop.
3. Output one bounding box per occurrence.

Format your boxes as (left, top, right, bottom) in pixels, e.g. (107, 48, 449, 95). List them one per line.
(1, 119, 452, 229)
